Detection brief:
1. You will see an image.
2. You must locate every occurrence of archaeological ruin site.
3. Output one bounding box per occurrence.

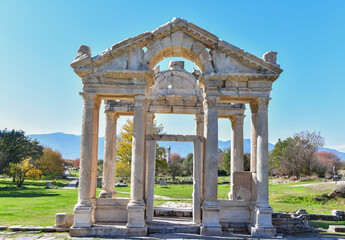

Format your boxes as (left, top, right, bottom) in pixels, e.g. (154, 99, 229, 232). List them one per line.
(69, 18, 283, 237)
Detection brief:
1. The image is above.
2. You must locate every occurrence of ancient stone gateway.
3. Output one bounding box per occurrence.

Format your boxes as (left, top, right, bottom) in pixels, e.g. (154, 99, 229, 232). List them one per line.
(69, 18, 283, 237)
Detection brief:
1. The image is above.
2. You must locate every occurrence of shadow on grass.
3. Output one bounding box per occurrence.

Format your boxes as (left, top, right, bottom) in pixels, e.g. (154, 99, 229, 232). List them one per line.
(0, 189, 60, 198)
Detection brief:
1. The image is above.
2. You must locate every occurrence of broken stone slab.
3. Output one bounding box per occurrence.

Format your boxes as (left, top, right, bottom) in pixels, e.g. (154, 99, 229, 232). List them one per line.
(0, 226, 7, 230)
(8, 225, 23, 231)
(329, 225, 345, 232)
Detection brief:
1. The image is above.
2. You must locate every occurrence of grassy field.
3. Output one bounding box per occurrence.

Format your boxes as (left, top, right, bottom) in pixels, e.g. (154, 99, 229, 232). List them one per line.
(0, 177, 344, 227)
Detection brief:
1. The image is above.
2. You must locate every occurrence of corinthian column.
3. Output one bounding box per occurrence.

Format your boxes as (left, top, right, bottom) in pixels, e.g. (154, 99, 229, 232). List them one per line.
(201, 96, 222, 235)
(73, 92, 99, 228)
(99, 111, 119, 198)
(229, 114, 244, 199)
(127, 95, 147, 233)
(251, 97, 276, 237)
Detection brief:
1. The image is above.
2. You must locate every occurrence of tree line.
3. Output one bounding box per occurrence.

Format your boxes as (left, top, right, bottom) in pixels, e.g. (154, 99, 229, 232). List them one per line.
(0, 129, 65, 187)
(115, 120, 344, 180)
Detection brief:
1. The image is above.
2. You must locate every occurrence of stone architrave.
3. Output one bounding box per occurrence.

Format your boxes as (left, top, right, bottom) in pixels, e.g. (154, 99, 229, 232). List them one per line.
(229, 114, 245, 200)
(251, 98, 276, 237)
(99, 111, 119, 198)
(73, 92, 99, 228)
(201, 96, 222, 235)
(127, 95, 147, 234)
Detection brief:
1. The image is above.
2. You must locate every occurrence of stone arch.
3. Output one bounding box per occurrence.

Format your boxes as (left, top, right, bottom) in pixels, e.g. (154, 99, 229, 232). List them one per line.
(143, 31, 214, 74)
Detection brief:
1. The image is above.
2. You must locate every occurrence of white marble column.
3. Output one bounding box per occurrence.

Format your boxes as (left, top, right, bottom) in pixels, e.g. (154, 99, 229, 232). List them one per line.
(194, 114, 204, 201)
(145, 113, 156, 223)
(100, 111, 119, 198)
(90, 99, 101, 208)
(127, 95, 147, 233)
(73, 92, 98, 228)
(251, 98, 276, 237)
(201, 96, 222, 235)
(250, 102, 258, 173)
(229, 115, 244, 199)
(193, 137, 202, 224)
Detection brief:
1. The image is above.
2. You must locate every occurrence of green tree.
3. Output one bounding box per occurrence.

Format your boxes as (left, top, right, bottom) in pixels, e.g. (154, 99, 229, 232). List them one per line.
(182, 153, 193, 176)
(219, 148, 231, 175)
(0, 129, 43, 175)
(167, 161, 181, 181)
(155, 146, 167, 175)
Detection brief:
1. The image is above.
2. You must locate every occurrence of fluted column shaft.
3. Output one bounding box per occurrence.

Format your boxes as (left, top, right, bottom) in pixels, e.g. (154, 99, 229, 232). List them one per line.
(100, 111, 119, 198)
(194, 113, 204, 200)
(256, 98, 270, 204)
(229, 115, 244, 199)
(250, 102, 258, 173)
(130, 95, 146, 202)
(145, 113, 155, 222)
(203, 97, 219, 202)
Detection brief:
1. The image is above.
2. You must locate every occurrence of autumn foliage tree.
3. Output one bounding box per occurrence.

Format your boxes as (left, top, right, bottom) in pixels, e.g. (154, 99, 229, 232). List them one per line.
(37, 147, 64, 175)
(317, 151, 343, 177)
(115, 118, 165, 178)
(9, 158, 42, 187)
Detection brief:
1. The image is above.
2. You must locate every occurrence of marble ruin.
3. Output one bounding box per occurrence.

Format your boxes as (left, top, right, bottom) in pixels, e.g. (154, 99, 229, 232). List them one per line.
(69, 18, 283, 237)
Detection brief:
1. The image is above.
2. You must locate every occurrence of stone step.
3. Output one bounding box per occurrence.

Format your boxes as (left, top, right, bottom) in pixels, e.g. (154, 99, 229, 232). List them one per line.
(329, 225, 345, 232)
(148, 225, 200, 234)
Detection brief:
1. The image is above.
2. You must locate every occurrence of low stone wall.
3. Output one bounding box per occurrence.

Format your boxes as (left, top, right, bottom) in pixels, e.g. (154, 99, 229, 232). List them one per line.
(272, 212, 313, 233)
(272, 210, 345, 234)
(309, 210, 345, 221)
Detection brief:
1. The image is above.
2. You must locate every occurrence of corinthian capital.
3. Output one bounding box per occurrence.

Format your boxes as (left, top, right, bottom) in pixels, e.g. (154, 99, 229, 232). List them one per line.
(229, 115, 245, 126)
(257, 98, 270, 111)
(194, 113, 204, 124)
(134, 95, 146, 108)
(203, 96, 219, 109)
(105, 111, 119, 122)
(80, 92, 98, 107)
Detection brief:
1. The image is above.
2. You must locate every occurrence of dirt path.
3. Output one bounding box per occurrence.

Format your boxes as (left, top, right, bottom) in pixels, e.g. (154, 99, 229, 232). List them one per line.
(61, 169, 78, 189)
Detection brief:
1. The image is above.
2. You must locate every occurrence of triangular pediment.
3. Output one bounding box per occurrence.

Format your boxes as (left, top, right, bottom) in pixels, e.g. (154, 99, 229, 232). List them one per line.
(71, 18, 282, 78)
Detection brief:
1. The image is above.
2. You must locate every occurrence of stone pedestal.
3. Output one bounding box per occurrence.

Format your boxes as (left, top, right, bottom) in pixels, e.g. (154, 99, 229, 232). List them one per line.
(100, 111, 119, 198)
(201, 201, 222, 235)
(127, 201, 147, 233)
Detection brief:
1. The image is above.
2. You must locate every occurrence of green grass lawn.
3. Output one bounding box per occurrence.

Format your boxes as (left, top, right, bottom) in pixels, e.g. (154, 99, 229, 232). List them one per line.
(0, 177, 344, 227)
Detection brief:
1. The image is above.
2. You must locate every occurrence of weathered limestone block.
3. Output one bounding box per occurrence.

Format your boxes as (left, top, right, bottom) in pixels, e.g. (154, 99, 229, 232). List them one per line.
(55, 213, 74, 228)
(182, 34, 194, 50)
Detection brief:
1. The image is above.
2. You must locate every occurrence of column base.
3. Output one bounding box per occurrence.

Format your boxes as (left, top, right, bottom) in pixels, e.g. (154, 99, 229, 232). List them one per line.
(250, 226, 276, 237)
(250, 203, 276, 237)
(73, 204, 93, 228)
(99, 190, 116, 198)
(200, 201, 222, 235)
(126, 200, 146, 229)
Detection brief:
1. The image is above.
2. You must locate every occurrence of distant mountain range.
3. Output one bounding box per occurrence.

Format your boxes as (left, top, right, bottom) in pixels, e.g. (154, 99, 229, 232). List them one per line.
(29, 132, 345, 161)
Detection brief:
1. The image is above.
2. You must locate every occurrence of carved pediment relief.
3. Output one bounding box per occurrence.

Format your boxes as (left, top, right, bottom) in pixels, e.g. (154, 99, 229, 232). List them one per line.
(210, 50, 256, 73)
(149, 61, 202, 101)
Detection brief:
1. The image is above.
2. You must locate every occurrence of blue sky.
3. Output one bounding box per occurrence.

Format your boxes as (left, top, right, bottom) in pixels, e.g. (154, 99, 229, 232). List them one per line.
(1, 0, 344, 151)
